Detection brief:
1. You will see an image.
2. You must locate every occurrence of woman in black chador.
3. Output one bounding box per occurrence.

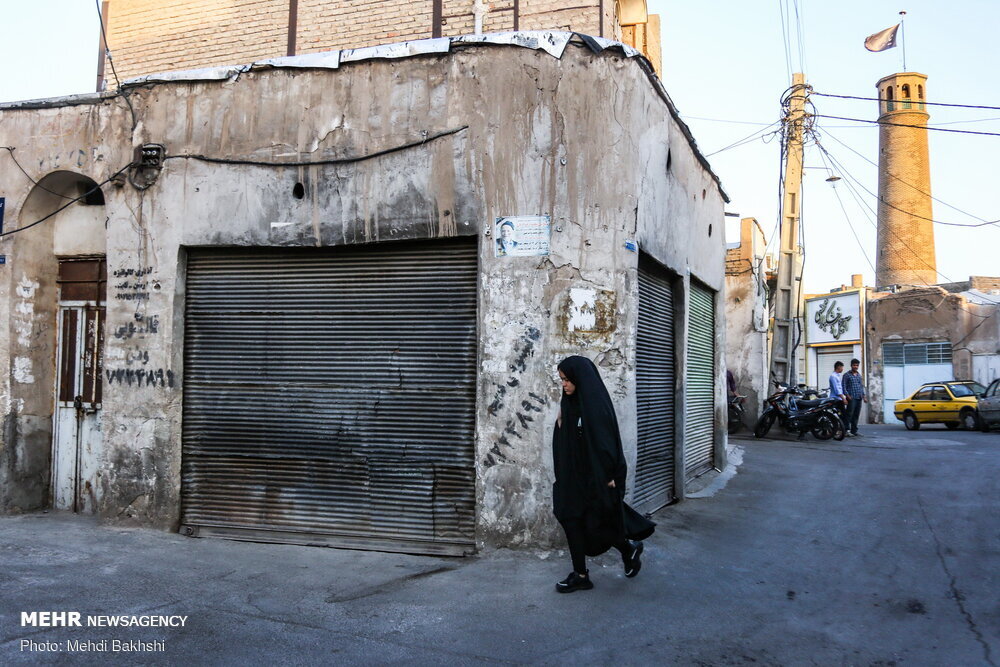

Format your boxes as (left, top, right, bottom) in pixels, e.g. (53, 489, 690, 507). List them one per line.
(552, 355, 656, 593)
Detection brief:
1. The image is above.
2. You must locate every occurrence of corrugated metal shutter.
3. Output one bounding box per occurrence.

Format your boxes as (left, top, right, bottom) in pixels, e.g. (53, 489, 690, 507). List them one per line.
(633, 256, 676, 513)
(815, 346, 853, 392)
(685, 280, 716, 481)
(180, 238, 478, 556)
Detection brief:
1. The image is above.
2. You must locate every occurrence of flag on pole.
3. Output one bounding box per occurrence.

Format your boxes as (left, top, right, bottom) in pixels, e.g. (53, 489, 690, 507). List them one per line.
(864, 24, 900, 52)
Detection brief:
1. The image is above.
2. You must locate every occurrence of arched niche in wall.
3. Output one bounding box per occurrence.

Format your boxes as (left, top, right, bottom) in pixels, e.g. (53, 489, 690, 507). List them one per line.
(20, 171, 107, 257)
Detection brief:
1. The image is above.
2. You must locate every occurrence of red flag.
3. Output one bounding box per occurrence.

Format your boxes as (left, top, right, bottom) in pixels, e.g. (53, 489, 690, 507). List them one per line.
(865, 24, 900, 52)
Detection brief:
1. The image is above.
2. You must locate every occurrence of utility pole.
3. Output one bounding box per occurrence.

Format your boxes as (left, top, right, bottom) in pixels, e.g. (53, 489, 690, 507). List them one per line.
(769, 72, 809, 386)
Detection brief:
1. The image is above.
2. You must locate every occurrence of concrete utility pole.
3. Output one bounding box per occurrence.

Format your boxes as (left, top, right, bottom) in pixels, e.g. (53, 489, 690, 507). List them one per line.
(769, 72, 809, 386)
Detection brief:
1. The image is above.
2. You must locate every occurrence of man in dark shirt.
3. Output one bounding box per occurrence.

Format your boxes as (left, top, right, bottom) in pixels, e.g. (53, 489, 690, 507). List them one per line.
(843, 358, 867, 436)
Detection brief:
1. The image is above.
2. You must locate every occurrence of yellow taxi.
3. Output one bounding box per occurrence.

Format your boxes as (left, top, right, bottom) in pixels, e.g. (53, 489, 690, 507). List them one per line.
(894, 381, 987, 430)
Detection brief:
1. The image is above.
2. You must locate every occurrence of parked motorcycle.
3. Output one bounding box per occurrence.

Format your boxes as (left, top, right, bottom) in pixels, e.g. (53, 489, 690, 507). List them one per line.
(754, 382, 846, 441)
(728, 394, 747, 434)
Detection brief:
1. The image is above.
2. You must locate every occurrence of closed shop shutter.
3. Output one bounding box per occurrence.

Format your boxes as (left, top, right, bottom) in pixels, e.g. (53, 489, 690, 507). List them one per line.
(180, 238, 478, 556)
(685, 280, 716, 481)
(633, 256, 676, 514)
(815, 346, 854, 393)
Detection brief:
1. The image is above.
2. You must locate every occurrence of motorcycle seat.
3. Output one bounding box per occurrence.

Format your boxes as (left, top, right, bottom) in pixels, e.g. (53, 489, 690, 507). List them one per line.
(794, 399, 822, 408)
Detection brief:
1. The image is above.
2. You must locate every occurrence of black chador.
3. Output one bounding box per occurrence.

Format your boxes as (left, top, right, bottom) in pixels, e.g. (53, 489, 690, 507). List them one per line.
(552, 356, 655, 591)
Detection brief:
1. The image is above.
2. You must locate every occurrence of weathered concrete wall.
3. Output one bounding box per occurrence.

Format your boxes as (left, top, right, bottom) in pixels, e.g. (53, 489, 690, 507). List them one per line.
(724, 219, 769, 421)
(866, 286, 1000, 422)
(0, 41, 725, 546)
(0, 100, 127, 511)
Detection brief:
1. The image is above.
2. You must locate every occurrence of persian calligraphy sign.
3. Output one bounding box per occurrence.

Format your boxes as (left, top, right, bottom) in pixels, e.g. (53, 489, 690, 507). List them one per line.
(805, 292, 861, 344)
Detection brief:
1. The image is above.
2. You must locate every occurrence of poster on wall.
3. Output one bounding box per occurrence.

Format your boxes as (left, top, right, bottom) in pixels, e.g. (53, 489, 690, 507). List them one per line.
(806, 292, 862, 344)
(494, 215, 550, 257)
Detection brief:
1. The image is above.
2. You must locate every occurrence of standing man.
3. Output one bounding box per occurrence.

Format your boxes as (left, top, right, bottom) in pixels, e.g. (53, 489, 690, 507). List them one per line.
(842, 358, 867, 437)
(829, 361, 847, 424)
(828, 361, 846, 404)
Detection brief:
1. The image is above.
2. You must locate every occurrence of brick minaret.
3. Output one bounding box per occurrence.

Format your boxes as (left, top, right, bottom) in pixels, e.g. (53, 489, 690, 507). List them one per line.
(875, 72, 937, 287)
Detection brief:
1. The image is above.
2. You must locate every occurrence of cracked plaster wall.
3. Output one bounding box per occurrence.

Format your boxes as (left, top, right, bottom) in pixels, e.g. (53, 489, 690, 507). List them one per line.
(0, 44, 726, 546)
(0, 101, 127, 511)
(866, 288, 999, 422)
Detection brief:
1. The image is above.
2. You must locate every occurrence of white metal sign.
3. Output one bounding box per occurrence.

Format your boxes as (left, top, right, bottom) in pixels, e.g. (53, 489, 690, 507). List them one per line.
(806, 292, 861, 344)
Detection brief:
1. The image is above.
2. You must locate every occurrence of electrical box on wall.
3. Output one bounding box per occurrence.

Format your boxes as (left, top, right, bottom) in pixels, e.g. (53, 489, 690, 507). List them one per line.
(130, 144, 166, 189)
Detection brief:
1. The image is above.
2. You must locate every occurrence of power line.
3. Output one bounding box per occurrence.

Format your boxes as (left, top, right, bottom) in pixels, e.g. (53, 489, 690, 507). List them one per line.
(813, 91, 1000, 112)
(809, 116, 999, 228)
(0, 167, 129, 239)
(681, 115, 776, 126)
(164, 126, 469, 167)
(815, 141, 1000, 307)
(814, 140, 999, 228)
(94, 0, 137, 130)
(814, 114, 1000, 138)
(1, 147, 80, 201)
(818, 127, 999, 226)
(931, 116, 1000, 126)
(777, 0, 793, 83)
(703, 121, 782, 157)
(94, 0, 121, 90)
(816, 149, 876, 274)
(792, 0, 806, 74)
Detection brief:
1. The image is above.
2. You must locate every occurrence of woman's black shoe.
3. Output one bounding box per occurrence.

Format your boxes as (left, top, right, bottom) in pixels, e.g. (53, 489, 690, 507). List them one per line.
(624, 541, 644, 578)
(555, 571, 594, 593)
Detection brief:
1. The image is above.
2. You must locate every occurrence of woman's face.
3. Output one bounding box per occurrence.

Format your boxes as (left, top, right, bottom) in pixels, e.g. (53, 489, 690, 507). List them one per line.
(558, 370, 576, 395)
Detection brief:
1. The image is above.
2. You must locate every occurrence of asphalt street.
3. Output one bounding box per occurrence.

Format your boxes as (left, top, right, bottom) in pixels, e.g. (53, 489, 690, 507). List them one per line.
(1, 424, 997, 665)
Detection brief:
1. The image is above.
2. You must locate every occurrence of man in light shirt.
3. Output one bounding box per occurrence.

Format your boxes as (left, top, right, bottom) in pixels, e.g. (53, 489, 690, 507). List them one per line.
(828, 361, 847, 409)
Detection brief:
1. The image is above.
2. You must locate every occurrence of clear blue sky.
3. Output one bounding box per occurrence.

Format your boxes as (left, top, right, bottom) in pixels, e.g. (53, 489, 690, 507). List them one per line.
(2, 1, 997, 293)
(651, 0, 999, 292)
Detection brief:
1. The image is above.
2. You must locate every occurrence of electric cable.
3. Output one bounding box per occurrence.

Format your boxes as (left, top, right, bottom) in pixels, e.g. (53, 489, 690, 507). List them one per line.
(819, 128, 998, 225)
(814, 114, 1000, 139)
(777, 0, 794, 82)
(164, 126, 469, 167)
(792, 0, 806, 74)
(0, 166, 131, 239)
(810, 131, 998, 228)
(94, 0, 137, 130)
(813, 91, 1000, 111)
(703, 120, 782, 157)
(815, 141, 1000, 307)
(815, 148, 876, 273)
(680, 115, 776, 126)
(1, 146, 81, 201)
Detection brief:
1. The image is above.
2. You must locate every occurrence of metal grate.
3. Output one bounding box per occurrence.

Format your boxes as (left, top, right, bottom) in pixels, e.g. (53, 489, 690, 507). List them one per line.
(180, 238, 479, 555)
(882, 342, 904, 366)
(684, 280, 716, 482)
(886, 342, 952, 366)
(633, 255, 676, 514)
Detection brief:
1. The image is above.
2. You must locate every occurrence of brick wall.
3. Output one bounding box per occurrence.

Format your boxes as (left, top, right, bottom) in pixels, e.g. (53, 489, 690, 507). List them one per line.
(103, 0, 625, 85)
(105, 0, 288, 83)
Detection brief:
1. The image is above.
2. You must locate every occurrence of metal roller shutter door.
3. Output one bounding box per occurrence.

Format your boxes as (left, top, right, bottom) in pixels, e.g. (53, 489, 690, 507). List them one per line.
(815, 346, 853, 392)
(685, 281, 716, 481)
(633, 256, 676, 514)
(180, 238, 478, 556)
